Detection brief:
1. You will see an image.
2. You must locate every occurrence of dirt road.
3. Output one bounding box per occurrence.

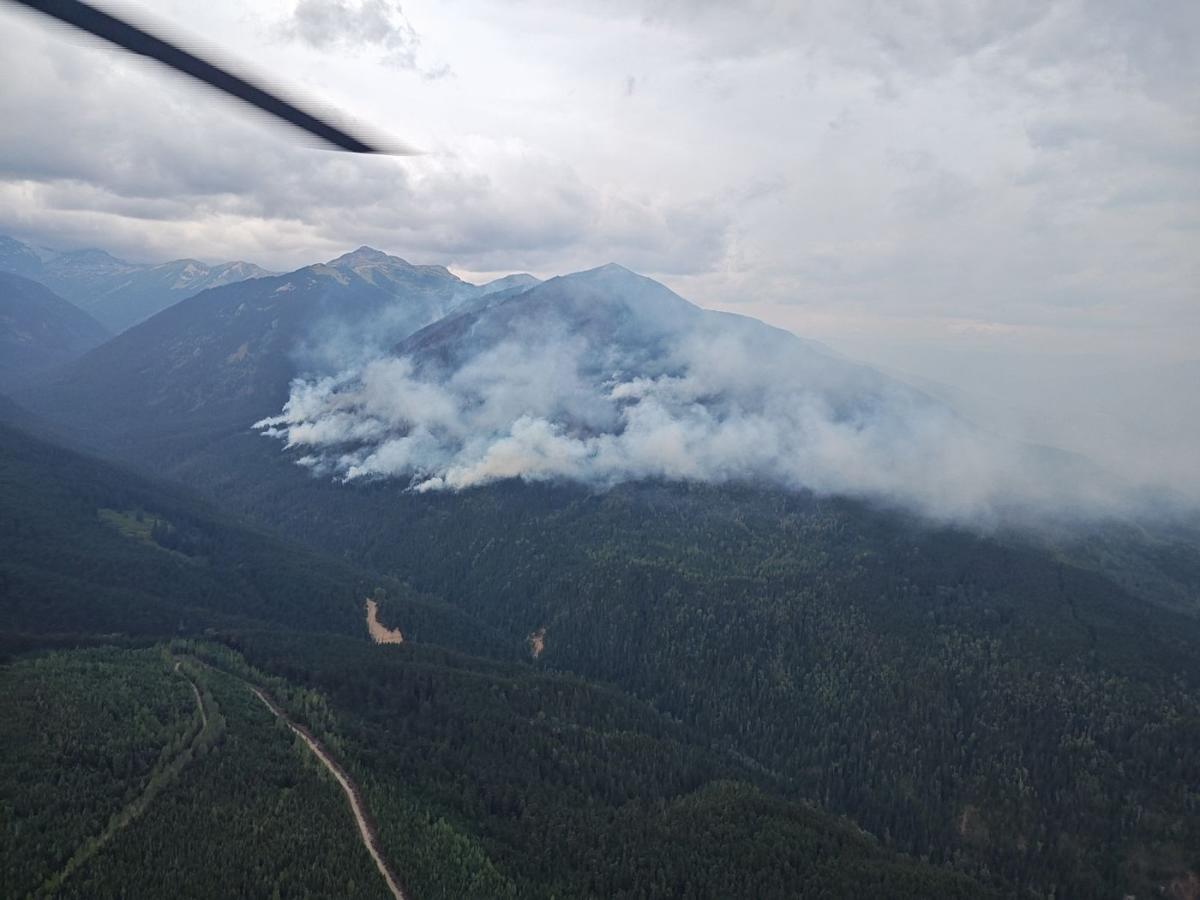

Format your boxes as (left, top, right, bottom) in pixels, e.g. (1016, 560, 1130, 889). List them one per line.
(175, 660, 207, 728)
(41, 659, 211, 894)
(250, 687, 406, 900)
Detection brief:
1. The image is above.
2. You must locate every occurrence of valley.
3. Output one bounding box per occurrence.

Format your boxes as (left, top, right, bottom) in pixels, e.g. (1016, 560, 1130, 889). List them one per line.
(1, 243, 1197, 898)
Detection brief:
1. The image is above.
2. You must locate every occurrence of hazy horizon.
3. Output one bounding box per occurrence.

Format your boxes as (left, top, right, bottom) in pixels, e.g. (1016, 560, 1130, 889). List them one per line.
(1, 0, 1196, 504)
(4, 225, 1195, 518)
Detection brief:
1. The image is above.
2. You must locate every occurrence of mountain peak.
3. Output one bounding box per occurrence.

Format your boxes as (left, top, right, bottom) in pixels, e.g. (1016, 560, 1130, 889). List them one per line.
(558, 262, 659, 289)
(324, 246, 464, 287)
(328, 246, 408, 268)
(553, 262, 639, 282)
(541, 262, 696, 322)
(56, 247, 126, 265)
(478, 273, 541, 296)
(0, 234, 45, 278)
(595, 262, 634, 274)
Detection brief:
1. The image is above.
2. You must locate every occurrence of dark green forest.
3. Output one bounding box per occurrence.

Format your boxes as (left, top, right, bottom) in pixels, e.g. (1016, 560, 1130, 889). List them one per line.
(55, 656, 392, 900)
(154, 435, 1200, 898)
(1, 416, 1198, 898)
(202, 633, 988, 899)
(0, 647, 193, 898)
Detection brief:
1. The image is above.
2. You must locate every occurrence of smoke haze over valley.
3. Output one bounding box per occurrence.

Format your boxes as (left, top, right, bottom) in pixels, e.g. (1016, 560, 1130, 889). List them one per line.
(2, 235, 1190, 527)
(250, 256, 1166, 526)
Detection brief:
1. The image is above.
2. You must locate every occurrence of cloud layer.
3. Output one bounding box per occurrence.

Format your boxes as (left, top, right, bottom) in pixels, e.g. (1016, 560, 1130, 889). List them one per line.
(1, 0, 1195, 501)
(281, 0, 447, 76)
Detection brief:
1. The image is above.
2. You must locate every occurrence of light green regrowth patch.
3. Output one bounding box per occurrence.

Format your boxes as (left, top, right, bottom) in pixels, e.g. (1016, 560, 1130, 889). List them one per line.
(98, 507, 156, 542)
(97, 508, 190, 560)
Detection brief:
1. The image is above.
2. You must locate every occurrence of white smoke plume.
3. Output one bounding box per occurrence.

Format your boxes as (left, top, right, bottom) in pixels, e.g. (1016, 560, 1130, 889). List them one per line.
(255, 265, 1139, 525)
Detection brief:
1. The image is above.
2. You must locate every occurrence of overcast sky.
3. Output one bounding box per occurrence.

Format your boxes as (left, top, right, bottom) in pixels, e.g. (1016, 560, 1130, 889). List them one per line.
(1, 0, 1197, 486)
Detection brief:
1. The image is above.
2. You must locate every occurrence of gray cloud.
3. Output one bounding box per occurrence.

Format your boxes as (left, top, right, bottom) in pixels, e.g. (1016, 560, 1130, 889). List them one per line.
(280, 0, 447, 76)
(581, 0, 1199, 93)
(1, 0, 1195, 502)
(0, 8, 727, 274)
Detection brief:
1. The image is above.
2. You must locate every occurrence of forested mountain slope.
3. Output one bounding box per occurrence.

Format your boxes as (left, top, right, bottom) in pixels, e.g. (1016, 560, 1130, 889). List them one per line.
(0, 419, 484, 645)
(0, 418, 991, 898)
(0, 273, 109, 391)
(147, 459, 1200, 898)
(0, 646, 392, 899)
(6, 252, 1199, 897)
(17, 247, 482, 454)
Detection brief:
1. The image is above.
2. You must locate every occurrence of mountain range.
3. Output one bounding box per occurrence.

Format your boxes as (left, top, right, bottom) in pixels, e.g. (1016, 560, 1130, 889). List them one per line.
(0, 234, 270, 333)
(16, 246, 1125, 525)
(1, 239, 1198, 898)
(16, 246, 537, 455)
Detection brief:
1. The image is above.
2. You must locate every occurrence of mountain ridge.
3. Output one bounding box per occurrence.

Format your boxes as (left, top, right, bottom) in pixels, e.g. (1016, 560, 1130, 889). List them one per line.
(0, 272, 111, 391)
(0, 234, 272, 332)
(15, 248, 495, 453)
(14, 247, 1149, 523)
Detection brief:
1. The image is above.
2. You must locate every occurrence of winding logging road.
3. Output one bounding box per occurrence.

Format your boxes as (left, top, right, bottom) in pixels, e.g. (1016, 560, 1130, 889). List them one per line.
(41, 657, 404, 898)
(41, 659, 211, 895)
(249, 686, 406, 900)
(175, 660, 207, 728)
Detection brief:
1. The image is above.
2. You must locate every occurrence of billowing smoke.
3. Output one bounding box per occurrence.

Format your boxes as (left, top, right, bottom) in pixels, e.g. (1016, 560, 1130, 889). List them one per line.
(255, 265, 1136, 524)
